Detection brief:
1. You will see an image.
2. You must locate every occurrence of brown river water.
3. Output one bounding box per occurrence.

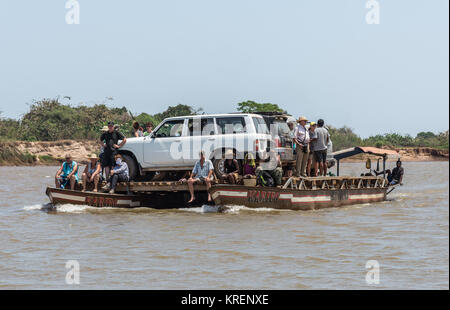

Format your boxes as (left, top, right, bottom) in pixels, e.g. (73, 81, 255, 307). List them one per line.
(0, 162, 448, 289)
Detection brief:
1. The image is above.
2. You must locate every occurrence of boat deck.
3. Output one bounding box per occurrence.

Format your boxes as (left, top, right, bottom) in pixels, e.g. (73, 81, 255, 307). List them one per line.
(112, 176, 388, 193)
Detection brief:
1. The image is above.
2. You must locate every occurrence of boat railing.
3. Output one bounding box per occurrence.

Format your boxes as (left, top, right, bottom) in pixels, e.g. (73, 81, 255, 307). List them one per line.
(282, 176, 388, 190)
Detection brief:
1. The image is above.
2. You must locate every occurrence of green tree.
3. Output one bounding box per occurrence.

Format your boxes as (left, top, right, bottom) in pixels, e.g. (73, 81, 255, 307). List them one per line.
(237, 100, 285, 113)
(154, 104, 203, 121)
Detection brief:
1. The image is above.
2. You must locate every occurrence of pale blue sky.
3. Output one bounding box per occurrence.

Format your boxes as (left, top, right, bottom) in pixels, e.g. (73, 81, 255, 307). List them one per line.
(0, 0, 448, 137)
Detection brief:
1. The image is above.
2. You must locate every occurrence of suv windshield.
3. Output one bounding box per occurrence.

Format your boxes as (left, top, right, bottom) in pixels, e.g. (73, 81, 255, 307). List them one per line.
(154, 120, 184, 137)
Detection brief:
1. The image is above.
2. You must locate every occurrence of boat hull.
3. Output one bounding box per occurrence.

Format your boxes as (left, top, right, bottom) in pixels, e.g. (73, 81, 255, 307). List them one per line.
(46, 187, 142, 208)
(210, 185, 387, 210)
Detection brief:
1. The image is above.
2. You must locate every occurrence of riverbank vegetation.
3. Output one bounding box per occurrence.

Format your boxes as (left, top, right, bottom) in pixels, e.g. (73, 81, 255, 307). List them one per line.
(1, 98, 448, 152)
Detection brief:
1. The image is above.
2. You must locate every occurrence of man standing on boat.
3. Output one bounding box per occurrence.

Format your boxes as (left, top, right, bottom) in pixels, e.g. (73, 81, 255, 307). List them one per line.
(294, 116, 310, 177)
(100, 121, 127, 180)
(313, 119, 330, 176)
(187, 151, 214, 203)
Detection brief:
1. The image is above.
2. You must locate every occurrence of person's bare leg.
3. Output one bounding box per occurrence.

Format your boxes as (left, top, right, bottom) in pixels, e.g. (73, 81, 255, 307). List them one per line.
(93, 174, 100, 192)
(205, 179, 212, 201)
(187, 178, 196, 202)
(227, 174, 235, 184)
(70, 175, 76, 190)
(314, 161, 319, 177)
(323, 161, 328, 176)
(306, 159, 311, 177)
(82, 173, 87, 191)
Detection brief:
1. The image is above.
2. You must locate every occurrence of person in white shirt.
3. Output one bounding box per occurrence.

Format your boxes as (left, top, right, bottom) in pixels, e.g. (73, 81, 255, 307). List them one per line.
(293, 116, 310, 177)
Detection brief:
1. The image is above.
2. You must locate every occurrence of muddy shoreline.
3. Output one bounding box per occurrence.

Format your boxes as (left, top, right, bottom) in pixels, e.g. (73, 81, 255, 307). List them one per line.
(0, 140, 448, 166)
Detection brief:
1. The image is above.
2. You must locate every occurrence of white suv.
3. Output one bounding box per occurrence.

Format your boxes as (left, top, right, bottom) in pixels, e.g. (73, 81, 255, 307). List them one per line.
(118, 113, 272, 180)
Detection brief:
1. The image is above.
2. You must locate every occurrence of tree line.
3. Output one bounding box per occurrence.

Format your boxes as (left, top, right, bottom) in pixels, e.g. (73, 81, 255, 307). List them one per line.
(0, 99, 448, 151)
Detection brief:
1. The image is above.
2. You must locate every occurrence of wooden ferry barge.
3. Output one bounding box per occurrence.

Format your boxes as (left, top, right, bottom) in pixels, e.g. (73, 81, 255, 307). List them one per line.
(45, 147, 399, 210)
(46, 175, 392, 210)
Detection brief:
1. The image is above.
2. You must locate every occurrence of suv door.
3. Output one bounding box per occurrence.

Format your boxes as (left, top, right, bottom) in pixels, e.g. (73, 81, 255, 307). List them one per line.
(143, 119, 187, 167)
(185, 117, 217, 166)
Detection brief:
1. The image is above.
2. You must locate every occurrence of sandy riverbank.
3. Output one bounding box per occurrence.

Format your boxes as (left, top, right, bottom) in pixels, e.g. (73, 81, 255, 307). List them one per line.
(0, 140, 448, 166)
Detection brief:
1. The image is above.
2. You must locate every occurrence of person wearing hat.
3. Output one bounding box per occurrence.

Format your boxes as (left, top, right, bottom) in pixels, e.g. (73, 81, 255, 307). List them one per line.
(81, 154, 102, 192)
(221, 149, 240, 184)
(100, 121, 127, 180)
(307, 121, 317, 177)
(293, 116, 310, 177)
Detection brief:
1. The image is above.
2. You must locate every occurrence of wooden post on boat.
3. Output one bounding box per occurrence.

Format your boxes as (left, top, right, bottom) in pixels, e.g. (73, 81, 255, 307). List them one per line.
(382, 155, 386, 179)
(337, 159, 340, 176)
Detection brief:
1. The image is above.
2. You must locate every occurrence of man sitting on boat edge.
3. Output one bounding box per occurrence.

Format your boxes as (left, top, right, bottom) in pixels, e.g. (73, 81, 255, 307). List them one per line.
(373, 159, 404, 185)
(55, 154, 78, 190)
(186, 150, 214, 203)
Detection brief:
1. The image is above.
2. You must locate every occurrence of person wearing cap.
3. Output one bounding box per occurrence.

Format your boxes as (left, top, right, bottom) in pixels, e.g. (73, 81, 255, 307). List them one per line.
(307, 121, 317, 177)
(81, 154, 102, 192)
(313, 119, 330, 176)
(221, 149, 240, 184)
(187, 151, 214, 203)
(100, 122, 127, 180)
(293, 116, 310, 177)
(55, 154, 78, 190)
(285, 117, 297, 177)
(373, 159, 404, 185)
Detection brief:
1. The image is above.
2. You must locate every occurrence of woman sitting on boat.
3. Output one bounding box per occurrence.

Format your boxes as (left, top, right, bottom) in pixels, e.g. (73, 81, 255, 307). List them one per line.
(55, 154, 78, 190)
(81, 154, 102, 192)
(243, 153, 256, 178)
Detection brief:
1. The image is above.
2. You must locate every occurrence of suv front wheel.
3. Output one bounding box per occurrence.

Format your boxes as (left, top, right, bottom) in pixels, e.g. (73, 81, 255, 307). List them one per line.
(121, 154, 139, 181)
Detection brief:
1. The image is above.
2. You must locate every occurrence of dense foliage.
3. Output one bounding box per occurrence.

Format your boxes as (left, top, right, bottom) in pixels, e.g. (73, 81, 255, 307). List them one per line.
(0, 99, 448, 151)
(0, 99, 198, 141)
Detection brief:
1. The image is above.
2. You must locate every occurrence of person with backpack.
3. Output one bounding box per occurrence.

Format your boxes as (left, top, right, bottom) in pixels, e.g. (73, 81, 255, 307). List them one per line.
(255, 150, 283, 187)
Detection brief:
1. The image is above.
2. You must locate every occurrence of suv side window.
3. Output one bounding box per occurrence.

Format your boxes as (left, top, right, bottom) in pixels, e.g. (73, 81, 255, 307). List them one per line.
(154, 119, 184, 138)
(216, 117, 247, 135)
(252, 117, 269, 134)
(188, 118, 216, 136)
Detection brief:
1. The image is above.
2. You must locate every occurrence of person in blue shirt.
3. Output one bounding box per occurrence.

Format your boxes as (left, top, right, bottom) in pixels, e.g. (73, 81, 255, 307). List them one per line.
(103, 154, 129, 194)
(187, 151, 214, 203)
(55, 154, 78, 190)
